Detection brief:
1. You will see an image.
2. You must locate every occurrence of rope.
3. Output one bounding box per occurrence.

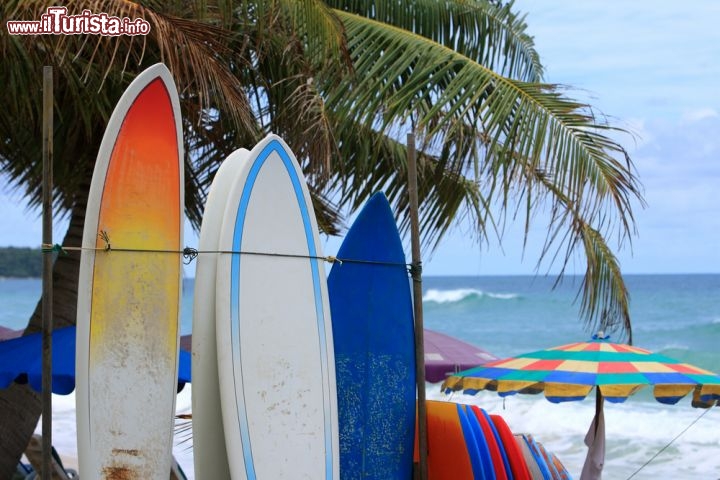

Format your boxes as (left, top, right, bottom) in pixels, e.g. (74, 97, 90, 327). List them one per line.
(409, 261, 423, 279)
(182, 247, 198, 265)
(625, 407, 712, 479)
(41, 243, 68, 256)
(39, 231, 411, 269)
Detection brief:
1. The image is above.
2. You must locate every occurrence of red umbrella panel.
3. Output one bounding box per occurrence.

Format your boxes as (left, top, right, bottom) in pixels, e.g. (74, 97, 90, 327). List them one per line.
(0, 326, 192, 394)
(442, 338, 720, 406)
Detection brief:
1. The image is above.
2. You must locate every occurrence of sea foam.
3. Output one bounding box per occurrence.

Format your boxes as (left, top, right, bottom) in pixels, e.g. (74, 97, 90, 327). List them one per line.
(422, 288, 519, 304)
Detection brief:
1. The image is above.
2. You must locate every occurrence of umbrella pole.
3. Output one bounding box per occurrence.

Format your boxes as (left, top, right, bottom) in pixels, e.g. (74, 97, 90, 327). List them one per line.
(407, 133, 428, 480)
(595, 388, 603, 435)
(581, 388, 606, 480)
(41, 65, 54, 480)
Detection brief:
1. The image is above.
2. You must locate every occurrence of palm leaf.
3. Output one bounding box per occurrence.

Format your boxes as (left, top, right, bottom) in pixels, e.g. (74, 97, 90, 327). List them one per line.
(326, 0, 543, 81)
(328, 10, 640, 236)
(0, 0, 261, 229)
(328, 124, 496, 250)
(524, 165, 635, 341)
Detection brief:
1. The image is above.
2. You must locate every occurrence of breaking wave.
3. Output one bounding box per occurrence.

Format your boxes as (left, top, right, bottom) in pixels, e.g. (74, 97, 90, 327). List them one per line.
(422, 288, 519, 304)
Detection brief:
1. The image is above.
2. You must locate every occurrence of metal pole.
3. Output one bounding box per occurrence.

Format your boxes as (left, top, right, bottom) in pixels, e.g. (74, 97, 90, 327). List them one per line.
(41, 65, 54, 480)
(407, 133, 428, 480)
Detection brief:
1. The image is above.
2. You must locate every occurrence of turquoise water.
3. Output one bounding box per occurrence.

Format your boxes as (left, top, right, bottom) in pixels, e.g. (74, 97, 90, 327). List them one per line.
(2, 274, 719, 478)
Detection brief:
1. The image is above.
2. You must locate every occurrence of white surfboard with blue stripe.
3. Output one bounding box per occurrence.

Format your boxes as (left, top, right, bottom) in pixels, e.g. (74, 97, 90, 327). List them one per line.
(215, 134, 339, 479)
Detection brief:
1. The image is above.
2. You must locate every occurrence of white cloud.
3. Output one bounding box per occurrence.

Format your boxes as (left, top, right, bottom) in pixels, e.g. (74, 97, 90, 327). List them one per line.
(681, 108, 718, 124)
(620, 117, 654, 149)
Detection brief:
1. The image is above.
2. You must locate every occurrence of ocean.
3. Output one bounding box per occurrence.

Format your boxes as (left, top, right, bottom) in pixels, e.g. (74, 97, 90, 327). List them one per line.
(1, 274, 719, 479)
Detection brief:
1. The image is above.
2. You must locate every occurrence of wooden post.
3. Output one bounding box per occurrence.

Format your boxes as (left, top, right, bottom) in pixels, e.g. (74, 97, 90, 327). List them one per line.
(41, 65, 54, 480)
(407, 133, 428, 480)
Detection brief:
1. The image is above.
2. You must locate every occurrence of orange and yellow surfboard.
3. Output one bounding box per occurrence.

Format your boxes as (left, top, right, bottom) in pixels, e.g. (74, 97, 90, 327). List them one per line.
(76, 63, 183, 480)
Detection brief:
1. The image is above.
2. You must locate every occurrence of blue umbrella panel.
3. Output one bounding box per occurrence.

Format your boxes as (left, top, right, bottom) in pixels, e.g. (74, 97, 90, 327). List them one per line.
(0, 325, 191, 395)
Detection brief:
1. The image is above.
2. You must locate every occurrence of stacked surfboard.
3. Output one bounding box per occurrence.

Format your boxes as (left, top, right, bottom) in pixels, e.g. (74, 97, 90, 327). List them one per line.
(194, 165, 417, 479)
(192, 135, 339, 479)
(419, 400, 571, 480)
(77, 62, 340, 479)
(76, 64, 184, 479)
(191, 148, 249, 479)
(328, 192, 417, 479)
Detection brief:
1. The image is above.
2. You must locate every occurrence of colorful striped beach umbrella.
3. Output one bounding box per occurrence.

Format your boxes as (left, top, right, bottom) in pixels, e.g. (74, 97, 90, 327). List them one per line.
(441, 335, 720, 406)
(441, 334, 720, 479)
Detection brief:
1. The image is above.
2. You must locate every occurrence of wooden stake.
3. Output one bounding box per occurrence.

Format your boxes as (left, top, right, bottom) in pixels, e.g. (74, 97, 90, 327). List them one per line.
(41, 65, 53, 480)
(407, 133, 428, 480)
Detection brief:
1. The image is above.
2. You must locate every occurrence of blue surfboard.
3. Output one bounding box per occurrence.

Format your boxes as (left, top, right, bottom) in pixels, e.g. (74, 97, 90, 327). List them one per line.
(476, 406, 513, 479)
(522, 435, 554, 480)
(457, 403, 492, 480)
(328, 192, 416, 479)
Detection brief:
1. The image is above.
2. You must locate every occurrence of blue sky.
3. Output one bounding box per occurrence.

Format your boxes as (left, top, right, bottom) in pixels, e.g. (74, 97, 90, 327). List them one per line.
(2, 1, 719, 276)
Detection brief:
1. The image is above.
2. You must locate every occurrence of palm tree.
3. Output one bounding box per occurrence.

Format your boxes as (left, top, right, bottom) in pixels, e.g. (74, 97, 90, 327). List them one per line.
(0, 0, 642, 474)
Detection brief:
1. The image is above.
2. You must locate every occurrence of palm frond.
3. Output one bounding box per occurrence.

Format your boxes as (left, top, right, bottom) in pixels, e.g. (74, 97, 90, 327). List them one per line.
(235, 0, 349, 69)
(0, 0, 261, 228)
(327, 10, 641, 237)
(328, 125, 495, 250)
(174, 414, 193, 449)
(322, 9, 642, 338)
(326, 0, 542, 81)
(249, 48, 338, 179)
(577, 220, 632, 343)
(517, 165, 633, 341)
